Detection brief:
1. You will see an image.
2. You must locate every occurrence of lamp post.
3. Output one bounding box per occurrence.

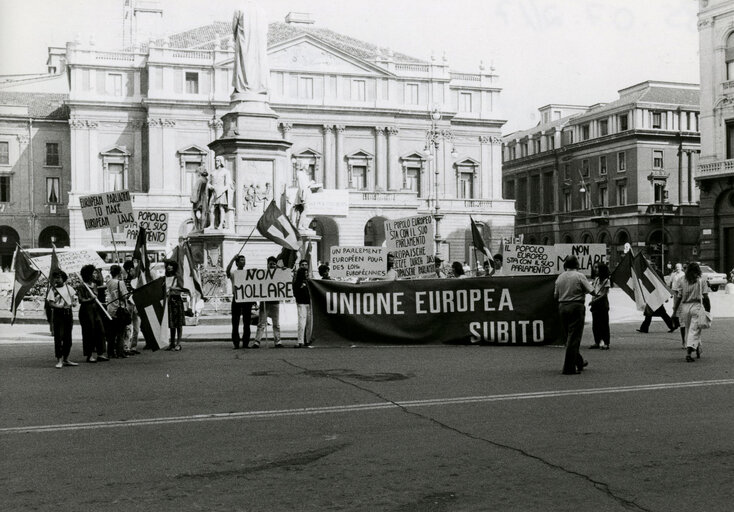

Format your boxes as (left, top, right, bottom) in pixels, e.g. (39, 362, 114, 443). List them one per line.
(425, 106, 458, 259)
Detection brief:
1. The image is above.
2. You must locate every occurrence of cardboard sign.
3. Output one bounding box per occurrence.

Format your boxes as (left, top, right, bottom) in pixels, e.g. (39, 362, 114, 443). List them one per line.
(503, 244, 607, 276)
(125, 211, 169, 244)
(384, 215, 435, 279)
(231, 268, 294, 302)
(33, 249, 106, 277)
(330, 246, 387, 279)
(304, 189, 350, 216)
(79, 191, 135, 230)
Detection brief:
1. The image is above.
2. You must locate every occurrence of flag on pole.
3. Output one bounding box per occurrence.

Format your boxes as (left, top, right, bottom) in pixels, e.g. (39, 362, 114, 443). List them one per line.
(10, 247, 41, 325)
(131, 277, 167, 351)
(172, 240, 203, 313)
(470, 217, 492, 260)
(276, 247, 298, 269)
(610, 251, 642, 308)
(257, 201, 301, 250)
(133, 227, 153, 284)
(631, 252, 672, 312)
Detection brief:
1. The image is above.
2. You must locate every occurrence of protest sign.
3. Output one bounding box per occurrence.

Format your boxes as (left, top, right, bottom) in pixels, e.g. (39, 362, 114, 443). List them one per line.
(384, 215, 435, 279)
(330, 246, 387, 279)
(33, 249, 106, 277)
(304, 190, 350, 216)
(503, 243, 607, 276)
(125, 211, 169, 244)
(232, 268, 294, 302)
(79, 191, 135, 230)
(309, 275, 562, 345)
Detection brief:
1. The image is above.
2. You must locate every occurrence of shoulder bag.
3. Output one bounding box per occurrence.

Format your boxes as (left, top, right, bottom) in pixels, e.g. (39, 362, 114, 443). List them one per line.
(697, 279, 712, 329)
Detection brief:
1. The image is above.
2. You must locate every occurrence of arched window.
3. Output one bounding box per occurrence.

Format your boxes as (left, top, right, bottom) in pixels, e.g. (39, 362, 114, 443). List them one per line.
(727, 32, 734, 80)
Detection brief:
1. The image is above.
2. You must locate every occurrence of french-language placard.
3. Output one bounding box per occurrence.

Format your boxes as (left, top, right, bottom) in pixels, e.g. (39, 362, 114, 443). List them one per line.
(384, 215, 435, 279)
(79, 191, 135, 230)
(33, 249, 106, 277)
(231, 268, 294, 302)
(330, 246, 387, 279)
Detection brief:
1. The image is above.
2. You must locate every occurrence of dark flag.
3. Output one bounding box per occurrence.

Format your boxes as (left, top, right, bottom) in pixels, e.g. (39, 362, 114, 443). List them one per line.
(470, 217, 492, 260)
(10, 247, 41, 325)
(133, 226, 152, 284)
(257, 201, 301, 250)
(171, 240, 203, 311)
(276, 247, 298, 269)
(131, 277, 167, 351)
(631, 252, 672, 312)
(610, 251, 637, 303)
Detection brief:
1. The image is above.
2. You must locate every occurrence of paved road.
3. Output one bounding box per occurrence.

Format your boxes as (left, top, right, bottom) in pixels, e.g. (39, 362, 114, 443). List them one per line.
(2, 312, 734, 511)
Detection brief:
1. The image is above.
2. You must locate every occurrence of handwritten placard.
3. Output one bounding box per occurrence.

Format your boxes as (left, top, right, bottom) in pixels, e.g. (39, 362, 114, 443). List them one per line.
(231, 268, 294, 302)
(384, 215, 435, 279)
(330, 246, 387, 279)
(79, 191, 135, 230)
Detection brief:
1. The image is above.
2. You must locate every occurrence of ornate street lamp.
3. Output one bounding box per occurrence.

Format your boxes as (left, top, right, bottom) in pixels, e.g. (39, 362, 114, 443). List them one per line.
(425, 106, 458, 258)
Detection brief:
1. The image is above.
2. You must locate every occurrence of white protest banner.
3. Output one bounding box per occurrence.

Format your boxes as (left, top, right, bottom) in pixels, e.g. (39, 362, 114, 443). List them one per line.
(503, 244, 556, 276)
(33, 249, 106, 277)
(232, 268, 294, 302)
(384, 215, 435, 279)
(330, 246, 387, 279)
(554, 244, 607, 275)
(304, 189, 350, 216)
(79, 190, 135, 230)
(125, 211, 169, 244)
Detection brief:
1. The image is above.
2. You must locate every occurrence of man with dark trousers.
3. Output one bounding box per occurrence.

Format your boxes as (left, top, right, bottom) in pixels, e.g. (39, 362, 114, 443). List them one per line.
(226, 254, 255, 349)
(554, 255, 596, 375)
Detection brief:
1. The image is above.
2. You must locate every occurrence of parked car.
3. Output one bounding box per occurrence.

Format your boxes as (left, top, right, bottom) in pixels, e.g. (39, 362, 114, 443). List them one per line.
(699, 265, 727, 291)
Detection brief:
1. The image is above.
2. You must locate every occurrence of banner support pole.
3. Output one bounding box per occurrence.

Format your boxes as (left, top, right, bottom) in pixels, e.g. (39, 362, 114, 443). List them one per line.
(109, 227, 121, 263)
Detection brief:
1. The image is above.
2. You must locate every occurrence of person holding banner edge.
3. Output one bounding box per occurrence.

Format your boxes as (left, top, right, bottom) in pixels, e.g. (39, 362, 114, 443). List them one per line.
(554, 255, 596, 375)
(76, 264, 108, 363)
(227, 254, 255, 349)
(252, 256, 282, 348)
(294, 259, 313, 348)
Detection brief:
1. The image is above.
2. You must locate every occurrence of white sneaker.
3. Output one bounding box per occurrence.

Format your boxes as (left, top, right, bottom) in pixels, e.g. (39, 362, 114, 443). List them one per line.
(55, 360, 63, 369)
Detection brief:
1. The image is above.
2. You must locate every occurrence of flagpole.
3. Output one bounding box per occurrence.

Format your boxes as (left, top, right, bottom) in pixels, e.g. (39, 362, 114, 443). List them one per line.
(233, 224, 258, 257)
(16, 243, 70, 308)
(80, 279, 113, 321)
(109, 227, 121, 263)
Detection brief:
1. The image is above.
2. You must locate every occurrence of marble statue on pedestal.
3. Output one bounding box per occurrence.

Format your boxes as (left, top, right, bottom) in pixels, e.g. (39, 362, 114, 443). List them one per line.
(208, 156, 234, 230)
(232, 2, 269, 96)
(190, 167, 210, 231)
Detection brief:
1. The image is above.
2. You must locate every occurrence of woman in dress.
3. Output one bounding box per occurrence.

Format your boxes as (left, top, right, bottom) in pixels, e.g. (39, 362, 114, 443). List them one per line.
(672, 262, 711, 362)
(76, 264, 108, 362)
(588, 262, 611, 350)
(164, 260, 188, 351)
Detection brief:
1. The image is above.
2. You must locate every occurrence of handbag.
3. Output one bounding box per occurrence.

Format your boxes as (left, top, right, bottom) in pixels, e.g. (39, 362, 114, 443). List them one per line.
(697, 279, 712, 329)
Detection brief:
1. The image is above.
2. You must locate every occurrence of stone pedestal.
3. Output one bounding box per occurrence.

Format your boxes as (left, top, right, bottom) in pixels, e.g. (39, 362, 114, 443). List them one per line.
(189, 99, 293, 268)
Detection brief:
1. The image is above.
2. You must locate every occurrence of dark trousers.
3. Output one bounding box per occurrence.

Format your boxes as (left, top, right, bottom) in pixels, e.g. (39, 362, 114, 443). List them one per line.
(231, 301, 254, 348)
(591, 308, 610, 346)
(639, 306, 674, 332)
(79, 303, 106, 357)
(559, 302, 586, 374)
(52, 308, 73, 360)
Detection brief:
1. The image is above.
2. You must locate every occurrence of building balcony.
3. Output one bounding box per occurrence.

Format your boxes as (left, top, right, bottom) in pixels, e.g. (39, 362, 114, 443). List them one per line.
(349, 190, 420, 208)
(697, 159, 734, 180)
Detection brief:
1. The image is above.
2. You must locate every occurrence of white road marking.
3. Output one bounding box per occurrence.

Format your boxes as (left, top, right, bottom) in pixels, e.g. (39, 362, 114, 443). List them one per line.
(2, 379, 734, 435)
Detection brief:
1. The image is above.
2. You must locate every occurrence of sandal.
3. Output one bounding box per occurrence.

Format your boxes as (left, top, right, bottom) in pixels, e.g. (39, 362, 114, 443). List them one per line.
(173, 345, 182, 351)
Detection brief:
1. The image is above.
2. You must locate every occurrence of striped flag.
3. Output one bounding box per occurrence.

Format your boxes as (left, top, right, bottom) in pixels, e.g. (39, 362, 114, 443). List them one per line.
(632, 252, 672, 312)
(257, 201, 301, 250)
(470, 217, 492, 260)
(10, 247, 41, 325)
(133, 227, 153, 285)
(131, 277, 167, 351)
(172, 240, 203, 314)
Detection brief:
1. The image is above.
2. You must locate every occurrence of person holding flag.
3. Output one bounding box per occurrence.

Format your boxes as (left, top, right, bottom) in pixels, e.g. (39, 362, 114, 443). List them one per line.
(9, 246, 40, 326)
(226, 253, 254, 349)
(47, 270, 79, 369)
(76, 264, 109, 362)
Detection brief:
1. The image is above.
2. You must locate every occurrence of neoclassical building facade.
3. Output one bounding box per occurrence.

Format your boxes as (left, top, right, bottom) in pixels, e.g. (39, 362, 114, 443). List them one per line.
(2, 8, 513, 266)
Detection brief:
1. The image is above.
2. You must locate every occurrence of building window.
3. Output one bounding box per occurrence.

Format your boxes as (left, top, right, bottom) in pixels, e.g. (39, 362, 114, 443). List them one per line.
(183, 161, 201, 196)
(405, 167, 420, 192)
(618, 151, 626, 171)
(352, 79, 366, 101)
(521, 143, 528, 157)
(0, 176, 9, 202)
(582, 124, 590, 140)
(547, 135, 555, 150)
(185, 72, 199, 94)
(600, 155, 607, 175)
(0, 141, 8, 165)
(534, 139, 541, 153)
(46, 177, 60, 204)
(45, 142, 60, 166)
(653, 150, 664, 169)
(553, 110, 562, 120)
(654, 182, 667, 203)
(617, 183, 627, 205)
(351, 165, 367, 190)
(726, 32, 734, 80)
(107, 163, 125, 191)
(652, 111, 662, 129)
(619, 114, 628, 131)
(564, 191, 571, 212)
(458, 171, 474, 199)
(459, 92, 472, 112)
(406, 83, 419, 105)
(599, 120, 608, 136)
(563, 130, 574, 145)
(599, 186, 608, 207)
(107, 73, 123, 97)
(299, 77, 314, 99)
(581, 190, 591, 210)
(564, 164, 570, 181)
(581, 159, 589, 177)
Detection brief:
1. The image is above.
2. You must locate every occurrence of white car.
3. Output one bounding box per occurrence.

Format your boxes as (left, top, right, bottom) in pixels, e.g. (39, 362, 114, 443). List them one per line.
(700, 265, 727, 291)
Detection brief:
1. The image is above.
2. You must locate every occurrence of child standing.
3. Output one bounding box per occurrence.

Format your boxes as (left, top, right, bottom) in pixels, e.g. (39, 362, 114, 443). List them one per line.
(47, 270, 79, 369)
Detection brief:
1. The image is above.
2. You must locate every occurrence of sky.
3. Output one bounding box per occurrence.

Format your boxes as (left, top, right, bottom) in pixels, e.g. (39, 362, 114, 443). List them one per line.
(0, 0, 700, 132)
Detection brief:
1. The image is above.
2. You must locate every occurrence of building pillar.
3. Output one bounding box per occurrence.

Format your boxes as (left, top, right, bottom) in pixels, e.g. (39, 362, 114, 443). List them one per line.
(161, 119, 176, 192)
(490, 136, 503, 200)
(279, 122, 293, 187)
(387, 126, 400, 190)
(335, 125, 346, 189)
(375, 126, 387, 191)
(479, 136, 491, 199)
(323, 125, 334, 188)
(132, 120, 144, 192)
(87, 121, 99, 193)
(147, 118, 164, 193)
